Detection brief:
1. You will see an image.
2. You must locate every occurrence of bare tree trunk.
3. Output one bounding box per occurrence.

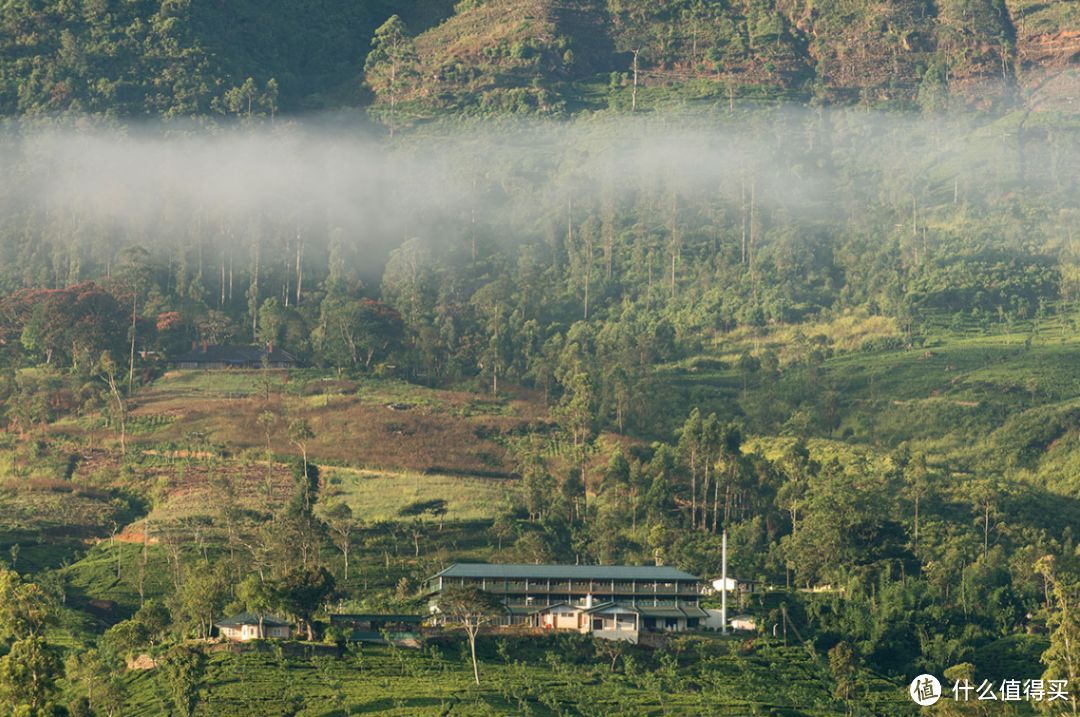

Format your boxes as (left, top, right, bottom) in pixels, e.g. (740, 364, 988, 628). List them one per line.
(468, 627, 481, 684)
(127, 293, 137, 393)
(724, 482, 732, 526)
(712, 474, 720, 533)
(749, 181, 757, 274)
(105, 372, 126, 456)
(700, 461, 709, 531)
(295, 236, 303, 305)
(690, 449, 696, 529)
(670, 251, 676, 299)
(389, 60, 397, 138)
(584, 264, 590, 320)
(581, 463, 588, 524)
(670, 193, 678, 299)
(251, 246, 260, 341)
(283, 239, 290, 307)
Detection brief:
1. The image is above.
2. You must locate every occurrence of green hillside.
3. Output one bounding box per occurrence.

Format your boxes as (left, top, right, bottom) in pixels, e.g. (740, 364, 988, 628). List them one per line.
(369, 0, 1079, 116)
(0, 0, 455, 116)
(2, 0, 1076, 118)
(1, 2, 1080, 715)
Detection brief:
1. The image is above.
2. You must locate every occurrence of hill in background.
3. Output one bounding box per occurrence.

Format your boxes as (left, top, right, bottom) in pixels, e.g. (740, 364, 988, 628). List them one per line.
(0, 0, 456, 115)
(1, 0, 1075, 118)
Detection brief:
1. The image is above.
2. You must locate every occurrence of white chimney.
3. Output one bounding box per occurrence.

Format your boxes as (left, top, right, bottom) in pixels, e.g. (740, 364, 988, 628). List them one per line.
(585, 593, 593, 609)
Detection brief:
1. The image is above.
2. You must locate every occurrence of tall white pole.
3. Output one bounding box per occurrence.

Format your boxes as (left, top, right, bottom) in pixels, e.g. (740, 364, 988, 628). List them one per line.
(721, 529, 728, 634)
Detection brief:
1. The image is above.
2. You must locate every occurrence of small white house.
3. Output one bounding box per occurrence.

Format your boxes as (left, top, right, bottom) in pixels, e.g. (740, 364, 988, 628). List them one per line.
(538, 603, 583, 632)
(730, 614, 757, 632)
(703, 609, 757, 633)
(584, 603, 641, 643)
(533, 600, 693, 643)
(216, 612, 292, 642)
(710, 576, 758, 594)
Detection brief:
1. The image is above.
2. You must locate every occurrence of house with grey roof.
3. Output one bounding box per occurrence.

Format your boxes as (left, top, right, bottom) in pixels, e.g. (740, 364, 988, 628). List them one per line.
(173, 343, 298, 370)
(215, 612, 292, 642)
(426, 563, 706, 641)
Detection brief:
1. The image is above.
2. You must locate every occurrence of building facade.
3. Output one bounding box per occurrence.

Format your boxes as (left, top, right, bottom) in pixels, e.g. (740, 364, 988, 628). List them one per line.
(427, 563, 706, 642)
(173, 344, 298, 369)
(328, 613, 424, 643)
(215, 612, 292, 641)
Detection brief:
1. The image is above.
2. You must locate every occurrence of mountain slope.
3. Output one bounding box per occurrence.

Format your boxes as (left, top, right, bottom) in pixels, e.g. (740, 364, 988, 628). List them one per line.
(0, 0, 455, 116)
(0, 0, 1075, 117)
(382, 0, 1078, 115)
(404, 0, 616, 113)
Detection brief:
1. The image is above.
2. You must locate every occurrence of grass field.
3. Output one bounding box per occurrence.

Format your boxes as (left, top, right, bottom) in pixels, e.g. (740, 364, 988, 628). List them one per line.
(114, 370, 540, 476)
(663, 310, 1080, 450)
(323, 467, 520, 522)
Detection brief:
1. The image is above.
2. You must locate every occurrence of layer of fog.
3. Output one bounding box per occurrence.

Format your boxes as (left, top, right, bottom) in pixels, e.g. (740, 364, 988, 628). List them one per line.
(0, 108, 1076, 285)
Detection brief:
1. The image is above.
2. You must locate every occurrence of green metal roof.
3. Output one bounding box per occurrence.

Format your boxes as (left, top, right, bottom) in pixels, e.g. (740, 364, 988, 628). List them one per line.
(329, 614, 424, 624)
(585, 602, 639, 614)
(432, 563, 700, 582)
(638, 607, 689, 619)
(637, 605, 709, 619)
(506, 605, 547, 615)
(532, 602, 572, 613)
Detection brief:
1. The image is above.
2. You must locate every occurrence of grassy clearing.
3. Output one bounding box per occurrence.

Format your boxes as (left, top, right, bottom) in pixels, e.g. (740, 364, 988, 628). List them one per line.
(744, 435, 890, 469)
(142, 370, 288, 398)
(820, 330, 1080, 446)
(60, 542, 173, 618)
(122, 372, 538, 476)
(0, 473, 142, 578)
(663, 318, 1080, 450)
(709, 311, 903, 365)
(322, 467, 519, 522)
(134, 457, 291, 527)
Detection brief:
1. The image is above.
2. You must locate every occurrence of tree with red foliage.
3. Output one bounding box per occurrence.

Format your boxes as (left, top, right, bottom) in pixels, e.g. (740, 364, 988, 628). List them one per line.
(5, 283, 127, 371)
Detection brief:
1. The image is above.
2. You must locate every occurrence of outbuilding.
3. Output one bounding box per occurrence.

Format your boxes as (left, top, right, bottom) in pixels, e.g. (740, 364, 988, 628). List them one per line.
(216, 612, 292, 642)
(173, 343, 298, 370)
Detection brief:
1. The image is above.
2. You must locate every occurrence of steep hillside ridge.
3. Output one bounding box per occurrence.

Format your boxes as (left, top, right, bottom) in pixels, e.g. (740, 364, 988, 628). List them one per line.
(550, 0, 620, 76)
(386, 0, 1076, 112)
(408, 0, 615, 113)
(605, 0, 812, 91)
(0, 0, 455, 116)
(776, 0, 939, 97)
(0, 0, 1074, 117)
(1006, 0, 1080, 111)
